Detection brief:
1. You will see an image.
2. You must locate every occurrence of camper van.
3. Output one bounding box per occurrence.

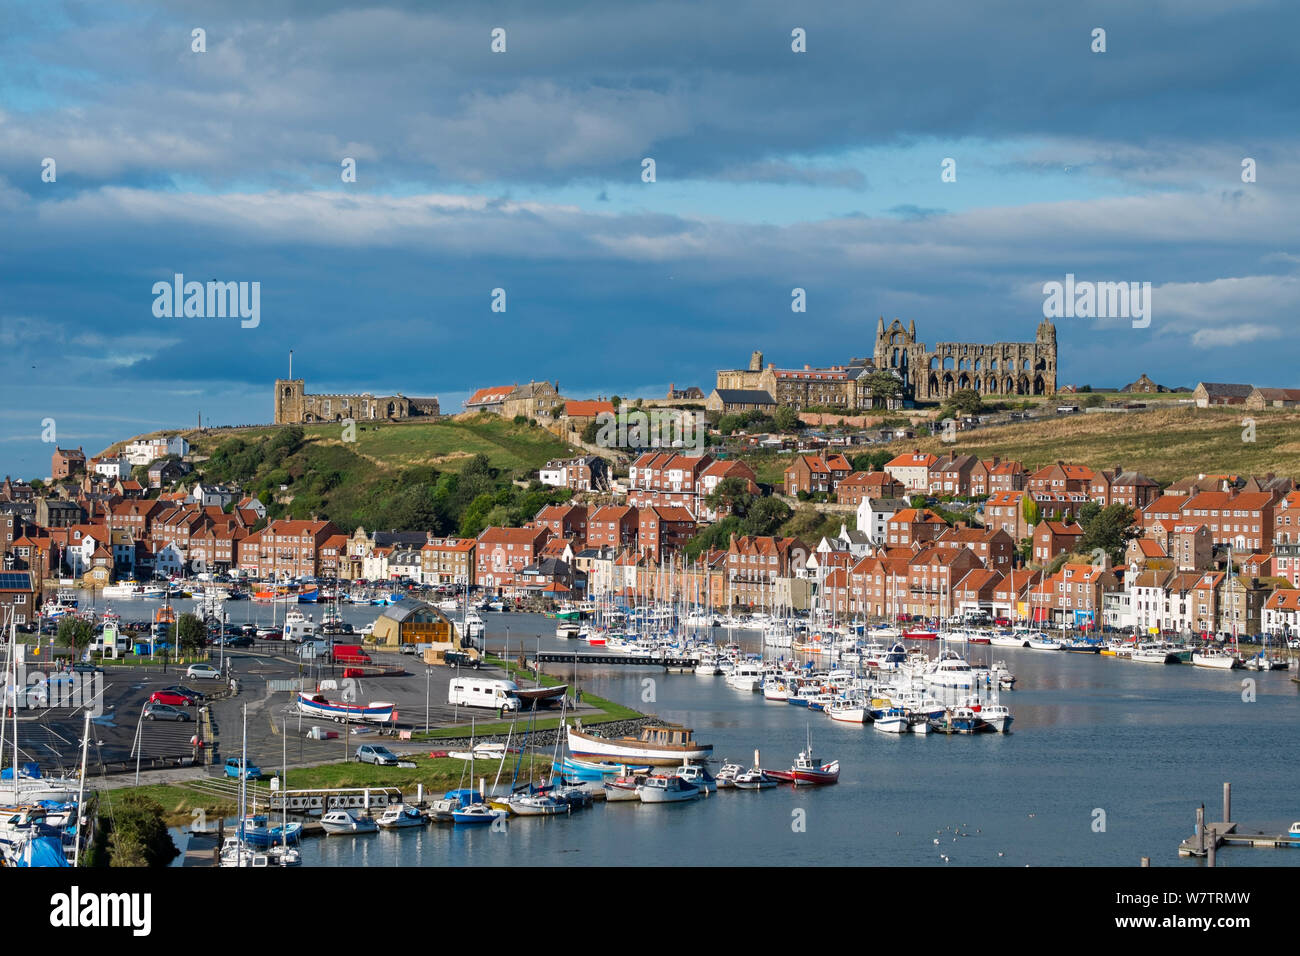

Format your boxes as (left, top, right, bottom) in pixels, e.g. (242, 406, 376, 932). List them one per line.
(448, 678, 520, 713)
(283, 615, 318, 643)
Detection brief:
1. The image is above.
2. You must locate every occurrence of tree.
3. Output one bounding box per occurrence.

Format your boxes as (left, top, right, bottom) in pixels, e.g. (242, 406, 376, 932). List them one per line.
(102, 794, 179, 867)
(706, 477, 754, 518)
(910, 494, 928, 510)
(1077, 501, 1102, 530)
(580, 420, 600, 444)
(944, 389, 982, 417)
(1082, 393, 1104, 408)
(172, 613, 206, 653)
(743, 496, 792, 537)
(1078, 503, 1141, 565)
(57, 617, 94, 652)
(685, 516, 742, 560)
(1022, 495, 1041, 527)
(772, 405, 802, 433)
(863, 370, 902, 407)
(1017, 536, 1033, 564)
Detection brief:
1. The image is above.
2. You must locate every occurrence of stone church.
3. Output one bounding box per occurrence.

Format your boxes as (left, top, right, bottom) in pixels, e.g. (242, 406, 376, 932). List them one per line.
(873, 317, 1057, 400)
(273, 379, 440, 424)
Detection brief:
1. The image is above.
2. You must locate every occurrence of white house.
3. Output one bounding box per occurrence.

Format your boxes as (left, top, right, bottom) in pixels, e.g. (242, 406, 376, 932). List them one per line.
(1102, 589, 1133, 631)
(362, 547, 391, 581)
(856, 496, 907, 544)
(190, 482, 238, 509)
(123, 436, 190, 466)
(93, 456, 130, 480)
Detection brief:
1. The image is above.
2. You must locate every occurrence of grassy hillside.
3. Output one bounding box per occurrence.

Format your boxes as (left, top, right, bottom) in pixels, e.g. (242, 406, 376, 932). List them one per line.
(115, 415, 579, 534)
(175, 414, 575, 476)
(882, 405, 1300, 485)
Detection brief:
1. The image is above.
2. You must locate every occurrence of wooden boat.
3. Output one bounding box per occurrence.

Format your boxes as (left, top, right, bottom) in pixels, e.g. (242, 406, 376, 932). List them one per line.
(566, 722, 712, 766)
(602, 774, 648, 801)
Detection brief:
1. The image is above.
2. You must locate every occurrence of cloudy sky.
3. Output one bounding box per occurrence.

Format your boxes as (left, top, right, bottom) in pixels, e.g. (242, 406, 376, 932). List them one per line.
(1, 0, 1297, 476)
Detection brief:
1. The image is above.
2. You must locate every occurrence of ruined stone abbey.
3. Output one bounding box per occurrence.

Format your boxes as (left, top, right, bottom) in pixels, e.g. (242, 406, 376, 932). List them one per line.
(875, 317, 1058, 401)
(273, 379, 440, 424)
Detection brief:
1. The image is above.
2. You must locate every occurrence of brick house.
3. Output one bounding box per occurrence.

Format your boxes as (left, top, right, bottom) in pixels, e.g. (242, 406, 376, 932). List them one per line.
(476, 525, 552, 593)
(51, 447, 86, 480)
(835, 470, 904, 506)
(726, 535, 809, 607)
(884, 450, 939, 493)
(1089, 467, 1161, 509)
(783, 454, 852, 496)
(883, 508, 948, 548)
(637, 506, 697, 559)
(1028, 461, 1096, 495)
(586, 505, 638, 551)
(1033, 521, 1084, 564)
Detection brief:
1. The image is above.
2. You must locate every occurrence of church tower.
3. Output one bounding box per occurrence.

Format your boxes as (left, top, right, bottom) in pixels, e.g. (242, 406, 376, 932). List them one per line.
(274, 379, 305, 424)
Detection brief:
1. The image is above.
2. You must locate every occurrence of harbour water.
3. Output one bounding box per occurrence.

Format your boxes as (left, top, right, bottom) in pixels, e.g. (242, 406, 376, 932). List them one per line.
(137, 597, 1300, 868)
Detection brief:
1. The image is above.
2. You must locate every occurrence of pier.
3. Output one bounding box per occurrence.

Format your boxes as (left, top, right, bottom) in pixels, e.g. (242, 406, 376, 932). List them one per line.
(1176, 782, 1300, 860)
(532, 652, 697, 670)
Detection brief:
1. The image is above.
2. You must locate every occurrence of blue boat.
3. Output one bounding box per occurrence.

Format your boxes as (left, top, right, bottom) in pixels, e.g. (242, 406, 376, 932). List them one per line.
(239, 815, 303, 847)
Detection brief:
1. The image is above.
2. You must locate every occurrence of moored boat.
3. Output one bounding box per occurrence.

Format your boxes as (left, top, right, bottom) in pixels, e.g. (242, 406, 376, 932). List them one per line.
(566, 722, 712, 766)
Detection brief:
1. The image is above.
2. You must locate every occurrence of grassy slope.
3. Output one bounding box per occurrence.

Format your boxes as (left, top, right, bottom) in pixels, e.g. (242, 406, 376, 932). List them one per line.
(108, 414, 575, 478)
(744, 405, 1299, 488)
(887, 405, 1300, 485)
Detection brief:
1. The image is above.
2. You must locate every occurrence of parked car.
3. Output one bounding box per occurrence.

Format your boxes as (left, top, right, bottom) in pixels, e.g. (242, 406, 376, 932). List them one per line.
(149, 690, 196, 707)
(355, 744, 399, 766)
(187, 663, 221, 680)
(144, 701, 191, 721)
(71, 662, 104, 675)
(225, 757, 261, 780)
(221, 635, 254, 648)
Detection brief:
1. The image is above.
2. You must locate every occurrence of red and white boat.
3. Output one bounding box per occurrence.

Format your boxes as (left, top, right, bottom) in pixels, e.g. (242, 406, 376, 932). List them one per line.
(296, 691, 397, 724)
(903, 626, 939, 641)
(764, 738, 840, 786)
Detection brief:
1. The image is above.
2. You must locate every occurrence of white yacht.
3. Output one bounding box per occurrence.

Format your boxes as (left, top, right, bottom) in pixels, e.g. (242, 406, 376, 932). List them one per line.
(320, 809, 379, 834)
(1192, 647, 1240, 669)
(924, 651, 976, 689)
(726, 662, 764, 692)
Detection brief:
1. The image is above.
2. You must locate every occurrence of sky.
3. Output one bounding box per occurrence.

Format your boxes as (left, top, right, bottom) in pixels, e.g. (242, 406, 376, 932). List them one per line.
(1, 0, 1297, 478)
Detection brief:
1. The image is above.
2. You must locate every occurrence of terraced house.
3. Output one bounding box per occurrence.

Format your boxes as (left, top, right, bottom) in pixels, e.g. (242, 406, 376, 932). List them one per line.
(237, 519, 344, 578)
(783, 454, 852, 496)
(726, 535, 809, 607)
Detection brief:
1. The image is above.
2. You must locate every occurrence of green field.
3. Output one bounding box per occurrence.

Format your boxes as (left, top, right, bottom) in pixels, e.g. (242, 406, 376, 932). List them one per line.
(884, 405, 1300, 485)
(168, 413, 576, 477)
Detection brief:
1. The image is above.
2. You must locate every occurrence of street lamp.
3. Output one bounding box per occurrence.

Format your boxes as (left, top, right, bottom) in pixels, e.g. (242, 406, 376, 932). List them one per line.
(424, 667, 432, 734)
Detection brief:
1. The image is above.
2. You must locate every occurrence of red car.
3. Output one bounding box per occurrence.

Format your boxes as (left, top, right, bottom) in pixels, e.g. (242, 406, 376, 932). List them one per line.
(149, 690, 195, 707)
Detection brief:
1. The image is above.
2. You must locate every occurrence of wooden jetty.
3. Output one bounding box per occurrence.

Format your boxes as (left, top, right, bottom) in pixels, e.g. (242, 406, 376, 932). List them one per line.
(1177, 782, 1300, 860)
(532, 652, 696, 671)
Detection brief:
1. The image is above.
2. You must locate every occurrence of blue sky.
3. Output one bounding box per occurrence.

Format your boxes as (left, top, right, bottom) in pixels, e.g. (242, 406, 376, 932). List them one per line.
(1, 0, 1298, 477)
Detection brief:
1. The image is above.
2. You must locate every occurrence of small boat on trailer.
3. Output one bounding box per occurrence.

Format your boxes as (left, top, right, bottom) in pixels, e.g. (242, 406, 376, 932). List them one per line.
(296, 692, 396, 725)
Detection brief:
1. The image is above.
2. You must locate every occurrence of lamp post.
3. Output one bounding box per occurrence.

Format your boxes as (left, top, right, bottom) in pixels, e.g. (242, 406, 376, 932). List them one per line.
(424, 667, 431, 734)
(131, 701, 147, 785)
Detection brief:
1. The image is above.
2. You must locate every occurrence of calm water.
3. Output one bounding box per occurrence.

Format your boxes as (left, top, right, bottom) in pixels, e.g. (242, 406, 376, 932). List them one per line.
(142, 597, 1300, 867)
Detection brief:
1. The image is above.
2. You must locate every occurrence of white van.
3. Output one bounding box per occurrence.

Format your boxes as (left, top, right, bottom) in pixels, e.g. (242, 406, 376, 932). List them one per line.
(284, 618, 318, 643)
(448, 678, 520, 713)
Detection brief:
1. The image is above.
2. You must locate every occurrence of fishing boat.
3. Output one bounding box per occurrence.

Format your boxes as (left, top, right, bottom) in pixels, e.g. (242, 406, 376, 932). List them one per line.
(872, 707, 909, 734)
(219, 836, 269, 867)
(989, 631, 1029, 647)
(451, 803, 508, 825)
(238, 815, 302, 847)
(974, 703, 1014, 733)
(566, 722, 712, 766)
(673, 764, 717, 793)
(826, 698, 868, 723)
(268, 844, 302, 866)
(320, 809, 379, 834)
(506, 791, 567, 816)
(765, 737, 840, 786)
(733, 769, 778, 790)
(933, 706, 995, 734)
(296, 691, 396, 724)
(1192, 647, 1240, 669)
(1131, 642, 1181, 665)
(714, 763, 743, 789)
(602, 774, 648, 802)
(636, 774, 701, 803)
(376, 804, 428, 829)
